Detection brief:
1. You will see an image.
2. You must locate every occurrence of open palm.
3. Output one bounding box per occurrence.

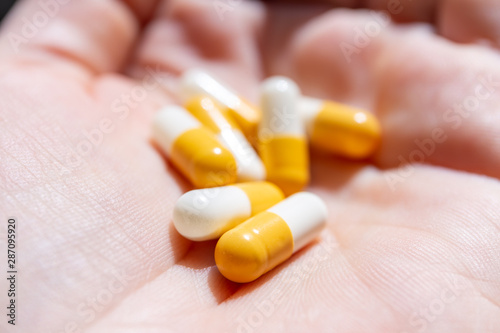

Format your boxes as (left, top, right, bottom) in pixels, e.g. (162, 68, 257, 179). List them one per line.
(1, 0, 499, 332)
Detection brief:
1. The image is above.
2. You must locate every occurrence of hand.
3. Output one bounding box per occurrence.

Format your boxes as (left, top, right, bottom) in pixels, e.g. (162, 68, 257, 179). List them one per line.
(1, 0, 499, 332)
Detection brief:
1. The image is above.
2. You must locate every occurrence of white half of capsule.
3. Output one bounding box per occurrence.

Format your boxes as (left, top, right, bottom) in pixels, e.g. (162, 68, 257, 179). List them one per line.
(299, 96, 324, 137)
(217, 129, 266, 181)
(180, 69, 242, 110)
(268, 192, 328, 251)
(152, 106, 200, 153)
(259, 76, 304, 137)
(173, 186, 252, 241)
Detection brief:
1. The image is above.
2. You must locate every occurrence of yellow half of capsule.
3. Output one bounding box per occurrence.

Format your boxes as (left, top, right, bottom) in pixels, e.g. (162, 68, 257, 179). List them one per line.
(227, 98, 261, 140)
(170, 127, 237, 188)
(258, 136, 309, 196)
(234, 181, 284, 215)
(185, 96, 239, 133)
(215, 211, 294, 283)
(311, 101, 381, 159)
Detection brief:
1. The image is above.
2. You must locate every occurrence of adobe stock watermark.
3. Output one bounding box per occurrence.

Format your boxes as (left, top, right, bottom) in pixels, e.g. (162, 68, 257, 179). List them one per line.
(401, 276, 469, 333)
(340, 0, 411, 63)
(7, 0, 72, 54)
(212, 0, 242, 21)
(236, 234, 338, 333)
(385, 74, 500, 191)
(55, 268, 136, 333)
(59, 66, 170, 176)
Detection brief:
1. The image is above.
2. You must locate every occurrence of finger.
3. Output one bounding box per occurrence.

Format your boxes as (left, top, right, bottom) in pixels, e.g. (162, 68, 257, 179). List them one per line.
(268, 9, 500, 179)
(0, 0, 160, 74)
(128, 0, 266, 100)
(439, 0, 500, 48)
(276, 0, 500, 49)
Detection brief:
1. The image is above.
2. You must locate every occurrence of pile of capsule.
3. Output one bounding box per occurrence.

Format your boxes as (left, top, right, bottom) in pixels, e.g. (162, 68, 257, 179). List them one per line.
(152, 69, 381, 283)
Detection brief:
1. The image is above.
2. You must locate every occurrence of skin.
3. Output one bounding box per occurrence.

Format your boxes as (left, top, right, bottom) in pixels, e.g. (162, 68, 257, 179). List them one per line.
(0, 0, 499, 332)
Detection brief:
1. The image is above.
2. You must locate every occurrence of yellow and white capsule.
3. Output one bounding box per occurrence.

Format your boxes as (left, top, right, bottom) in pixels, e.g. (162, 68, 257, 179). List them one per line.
(185, 96, 266, 182)
(215, 192, 327, 283)
(258, 76, 309, 196)
(152, 106, 237, 188)
(173, 181, 284, 241)
(180, 69, 261, 138)
(300, 97, 381, 159)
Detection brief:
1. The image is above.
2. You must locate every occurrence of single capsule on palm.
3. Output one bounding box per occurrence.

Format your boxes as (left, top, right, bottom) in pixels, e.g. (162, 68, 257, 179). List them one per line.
(215, 192, 328, 283)
(258, 76, 309, 196)
(300, 97, 381, 159)
(152, 106, 237, 188)
(173, 181, 284, 241)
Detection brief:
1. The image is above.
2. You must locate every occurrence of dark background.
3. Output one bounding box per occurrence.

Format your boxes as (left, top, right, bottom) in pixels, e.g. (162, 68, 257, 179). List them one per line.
(0, 1, 332, 24)
(0, 0, 16, 22)
(0, 1, 329, 23)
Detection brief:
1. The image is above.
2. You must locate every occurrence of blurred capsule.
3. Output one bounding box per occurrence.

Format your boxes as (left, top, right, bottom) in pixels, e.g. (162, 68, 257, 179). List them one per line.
(300, 97, 381, 159)
(180, 69, 261, 139)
